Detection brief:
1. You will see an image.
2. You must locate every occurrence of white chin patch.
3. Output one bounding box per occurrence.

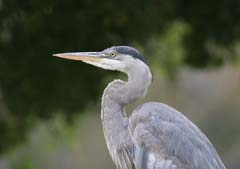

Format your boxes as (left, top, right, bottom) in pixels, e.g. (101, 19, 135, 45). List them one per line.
(83, 58, 125, 71)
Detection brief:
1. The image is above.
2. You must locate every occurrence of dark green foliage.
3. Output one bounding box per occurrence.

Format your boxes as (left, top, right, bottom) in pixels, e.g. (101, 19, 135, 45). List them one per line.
(0, 0, 240, 152)
(177, 0, 240, 66)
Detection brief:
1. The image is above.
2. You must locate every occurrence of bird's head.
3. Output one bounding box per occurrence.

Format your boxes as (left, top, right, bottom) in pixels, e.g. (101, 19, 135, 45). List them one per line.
(53, 46, 148, 73)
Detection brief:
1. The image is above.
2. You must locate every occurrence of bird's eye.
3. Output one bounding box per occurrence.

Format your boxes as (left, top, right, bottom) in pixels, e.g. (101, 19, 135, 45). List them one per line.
(110, 51, 117, 57)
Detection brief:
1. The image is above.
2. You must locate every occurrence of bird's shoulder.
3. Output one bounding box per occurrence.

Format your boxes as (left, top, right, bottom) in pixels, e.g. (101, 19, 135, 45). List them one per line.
(128, 102, 225, 169)
(129, 102, 190, 136)
(129, 102, 186, 126)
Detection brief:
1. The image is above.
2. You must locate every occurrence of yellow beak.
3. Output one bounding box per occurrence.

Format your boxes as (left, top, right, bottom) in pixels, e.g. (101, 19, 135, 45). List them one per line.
(53, 52, 105, 63)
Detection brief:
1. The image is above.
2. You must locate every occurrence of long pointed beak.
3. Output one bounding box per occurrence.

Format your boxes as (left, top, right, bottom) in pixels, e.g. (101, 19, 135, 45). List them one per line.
(53, 50, 125, 71)
(53, 52, 105, 63)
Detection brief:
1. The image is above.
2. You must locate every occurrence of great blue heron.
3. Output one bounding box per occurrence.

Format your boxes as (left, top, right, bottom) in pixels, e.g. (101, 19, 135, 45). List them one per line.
(53, 46, 226, 169)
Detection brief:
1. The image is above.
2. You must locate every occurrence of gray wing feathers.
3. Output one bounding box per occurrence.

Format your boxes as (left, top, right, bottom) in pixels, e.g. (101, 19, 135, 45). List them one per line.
(129, 102, 226, 169)
(135, 146, 146, 169)
(116, 145, 134, 169)
(135, 146, 177, 169)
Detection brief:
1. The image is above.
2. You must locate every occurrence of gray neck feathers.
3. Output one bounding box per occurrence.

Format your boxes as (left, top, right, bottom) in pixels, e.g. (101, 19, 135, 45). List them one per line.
(100, 60, 152, 167)
(101, 61, 152, 121)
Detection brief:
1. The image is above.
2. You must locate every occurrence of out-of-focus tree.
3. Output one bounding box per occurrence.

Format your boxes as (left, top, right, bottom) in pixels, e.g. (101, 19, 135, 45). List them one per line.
(0, 0, 240, 152)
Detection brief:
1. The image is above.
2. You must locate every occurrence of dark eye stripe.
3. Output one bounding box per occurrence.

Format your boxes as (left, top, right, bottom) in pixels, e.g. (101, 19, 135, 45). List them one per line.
(112, 46, 147, 64)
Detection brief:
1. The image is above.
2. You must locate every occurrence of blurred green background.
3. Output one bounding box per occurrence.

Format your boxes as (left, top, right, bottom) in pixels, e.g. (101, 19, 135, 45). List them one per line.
(0, 0, 240, 168)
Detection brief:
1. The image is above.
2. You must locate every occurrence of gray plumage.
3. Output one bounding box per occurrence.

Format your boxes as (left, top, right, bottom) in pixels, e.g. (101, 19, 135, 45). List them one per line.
(53, 46, 226, 169)
(108, 46, 148, 64)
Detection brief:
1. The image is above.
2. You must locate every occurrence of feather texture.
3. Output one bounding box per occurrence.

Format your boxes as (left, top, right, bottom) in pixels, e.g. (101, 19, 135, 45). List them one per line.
(129, 102, 226, 169)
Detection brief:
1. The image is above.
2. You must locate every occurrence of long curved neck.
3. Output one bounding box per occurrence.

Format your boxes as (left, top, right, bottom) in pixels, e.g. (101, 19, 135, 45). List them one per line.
(100, 61, 152, 164)
(101, 61, 152, 122)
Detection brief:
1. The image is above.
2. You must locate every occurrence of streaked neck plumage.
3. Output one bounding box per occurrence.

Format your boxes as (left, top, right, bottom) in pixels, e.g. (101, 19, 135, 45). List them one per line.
(101, 60, 152, 169)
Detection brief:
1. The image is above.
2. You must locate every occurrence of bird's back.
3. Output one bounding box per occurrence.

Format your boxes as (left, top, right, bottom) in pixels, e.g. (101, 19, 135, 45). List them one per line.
(129, 102, 226, 169)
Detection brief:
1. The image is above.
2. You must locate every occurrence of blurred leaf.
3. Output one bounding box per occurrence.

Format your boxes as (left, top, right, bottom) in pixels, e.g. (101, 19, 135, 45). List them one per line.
(143, 21, 189, 77)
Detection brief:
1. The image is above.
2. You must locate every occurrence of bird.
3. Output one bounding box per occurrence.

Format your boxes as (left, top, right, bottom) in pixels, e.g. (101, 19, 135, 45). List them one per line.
(53, 46, 226, 169)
